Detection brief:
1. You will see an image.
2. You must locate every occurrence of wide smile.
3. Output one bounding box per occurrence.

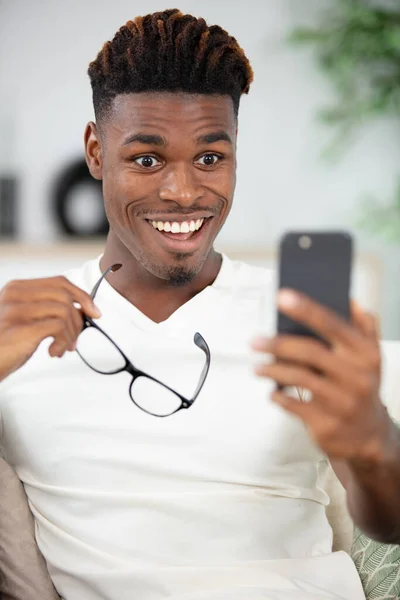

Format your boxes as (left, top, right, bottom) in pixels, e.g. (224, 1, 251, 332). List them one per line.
(145, 216, 214, 253)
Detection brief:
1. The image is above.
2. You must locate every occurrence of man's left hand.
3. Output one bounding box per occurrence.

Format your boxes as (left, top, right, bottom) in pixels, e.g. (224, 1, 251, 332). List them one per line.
(251, 289, 392, 464)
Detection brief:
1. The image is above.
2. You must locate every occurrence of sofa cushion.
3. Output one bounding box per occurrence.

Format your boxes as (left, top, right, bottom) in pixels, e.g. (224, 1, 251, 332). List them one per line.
(0, 457, 60, 600)
(351, 526, 400, 600)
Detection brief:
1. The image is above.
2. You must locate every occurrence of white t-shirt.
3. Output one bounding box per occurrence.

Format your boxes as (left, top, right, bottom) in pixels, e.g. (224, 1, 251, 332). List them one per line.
(0, 254, 365, 600)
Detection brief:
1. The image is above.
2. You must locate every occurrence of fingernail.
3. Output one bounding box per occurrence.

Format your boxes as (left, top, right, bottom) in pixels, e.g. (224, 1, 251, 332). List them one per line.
(93, 305, 102, 318)
(250, 336, 270, 351)
(254, 364, 261, 375)
(278, 290, 299, 309)
(254, 362, 268, 375)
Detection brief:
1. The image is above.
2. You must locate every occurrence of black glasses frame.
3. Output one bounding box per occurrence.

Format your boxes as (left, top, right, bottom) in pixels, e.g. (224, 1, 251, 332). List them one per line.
(76, 263, 211, 417)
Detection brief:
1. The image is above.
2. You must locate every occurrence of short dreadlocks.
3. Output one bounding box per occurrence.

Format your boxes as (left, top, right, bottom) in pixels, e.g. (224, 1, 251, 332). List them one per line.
(88, 8, 254, 122)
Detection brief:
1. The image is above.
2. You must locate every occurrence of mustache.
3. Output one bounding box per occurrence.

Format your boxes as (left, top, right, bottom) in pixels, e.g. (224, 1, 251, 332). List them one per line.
(136, 202, 223, 219)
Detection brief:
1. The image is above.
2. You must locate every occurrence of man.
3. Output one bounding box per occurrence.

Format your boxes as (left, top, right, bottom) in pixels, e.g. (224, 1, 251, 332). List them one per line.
(0, 8, 399, 600)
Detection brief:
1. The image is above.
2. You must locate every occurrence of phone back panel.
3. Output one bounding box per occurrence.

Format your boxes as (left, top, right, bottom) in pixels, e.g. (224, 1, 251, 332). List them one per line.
(277, 231, 353, 339)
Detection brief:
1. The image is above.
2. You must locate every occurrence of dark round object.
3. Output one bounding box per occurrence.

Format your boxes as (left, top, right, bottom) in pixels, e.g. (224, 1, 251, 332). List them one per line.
(52, 159, 108, 236)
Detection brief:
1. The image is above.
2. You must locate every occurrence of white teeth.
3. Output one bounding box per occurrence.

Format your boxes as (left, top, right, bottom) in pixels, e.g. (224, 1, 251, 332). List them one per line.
(180, 222, 190, 233)
(149, 218, 206, 233)
(171, 222, 180, 233)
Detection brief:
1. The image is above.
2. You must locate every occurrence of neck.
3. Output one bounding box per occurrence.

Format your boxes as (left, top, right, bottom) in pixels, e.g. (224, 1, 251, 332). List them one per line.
(100, 232, 222, 323)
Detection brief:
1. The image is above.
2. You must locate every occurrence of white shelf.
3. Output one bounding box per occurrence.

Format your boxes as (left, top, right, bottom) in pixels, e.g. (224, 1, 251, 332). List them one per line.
(0, 241, 382, 316)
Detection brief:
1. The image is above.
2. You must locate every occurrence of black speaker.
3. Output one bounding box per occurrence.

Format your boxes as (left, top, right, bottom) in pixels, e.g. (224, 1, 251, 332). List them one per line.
(0, 176, 18, 238)
(52, 159, 108, 237)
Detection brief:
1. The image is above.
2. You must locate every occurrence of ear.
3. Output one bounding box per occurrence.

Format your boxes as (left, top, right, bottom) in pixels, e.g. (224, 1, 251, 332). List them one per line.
(235, 122, 238, 167)
(84, 121, 103, 181)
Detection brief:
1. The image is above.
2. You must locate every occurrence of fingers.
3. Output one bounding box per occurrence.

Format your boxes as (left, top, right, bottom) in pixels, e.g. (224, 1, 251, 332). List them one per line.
(70, 304, 86, 349)
(11, 318, 76, 358)
(0, 275, 104, 381)
(351, 300, 380, 344)
(270, 389, 363, 458)
(2, 277, 101, 319)
(278, 289, 365, 349)
(271, 388, 316, 421)
(48, 339, 71, 358)
(256, 359, 358, 415)
(252, 334, 380, 387)
(251, 291, 385, 461)
(2, 299, 86, 354)
(0, 276, 102, 361)
(60, 278, 102, 319)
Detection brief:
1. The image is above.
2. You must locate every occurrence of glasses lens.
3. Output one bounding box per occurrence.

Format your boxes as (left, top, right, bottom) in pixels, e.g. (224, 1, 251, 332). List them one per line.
(77, 326, 126, 374)
(131, 376, 183, 417)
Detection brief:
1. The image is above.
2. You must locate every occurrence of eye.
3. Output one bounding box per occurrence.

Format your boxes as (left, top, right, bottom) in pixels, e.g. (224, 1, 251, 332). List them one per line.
(134, 156, 161, 168)
(196, 153, 222, 167)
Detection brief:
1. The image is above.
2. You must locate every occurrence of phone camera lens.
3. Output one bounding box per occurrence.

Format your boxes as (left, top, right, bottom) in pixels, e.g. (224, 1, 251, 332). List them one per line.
(299, 235, 312, 250)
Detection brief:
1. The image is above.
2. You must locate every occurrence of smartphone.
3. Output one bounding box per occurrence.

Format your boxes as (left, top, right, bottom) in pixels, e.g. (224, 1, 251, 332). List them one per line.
(277, 231, 353, 342)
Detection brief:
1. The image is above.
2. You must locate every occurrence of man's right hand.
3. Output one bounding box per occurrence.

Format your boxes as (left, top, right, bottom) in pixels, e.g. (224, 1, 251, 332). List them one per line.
(0, 276, 101, 383)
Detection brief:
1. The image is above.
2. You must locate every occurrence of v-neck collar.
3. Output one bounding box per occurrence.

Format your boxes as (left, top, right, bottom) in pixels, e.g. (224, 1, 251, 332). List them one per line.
(91, 253, 234, 335)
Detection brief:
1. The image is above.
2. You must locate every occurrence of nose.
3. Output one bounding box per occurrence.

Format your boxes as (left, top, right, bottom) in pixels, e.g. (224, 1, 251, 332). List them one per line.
(159, 163, 204, 207)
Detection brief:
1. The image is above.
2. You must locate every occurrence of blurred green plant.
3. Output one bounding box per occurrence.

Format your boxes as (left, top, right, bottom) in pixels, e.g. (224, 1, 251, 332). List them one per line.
(357, 179, 400, 242)
(290, 0, 400, 241)
(290, 0, 400, 149)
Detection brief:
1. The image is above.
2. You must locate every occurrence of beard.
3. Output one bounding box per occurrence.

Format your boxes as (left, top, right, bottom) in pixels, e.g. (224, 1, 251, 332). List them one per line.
(136, 248, 208, 288)
(163, 251, 199, 287)
(165, 266, 198, 287)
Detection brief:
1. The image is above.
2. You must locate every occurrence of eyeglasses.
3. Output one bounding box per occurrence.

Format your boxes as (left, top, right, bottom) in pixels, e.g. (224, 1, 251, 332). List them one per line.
(76, 263, 211, 417)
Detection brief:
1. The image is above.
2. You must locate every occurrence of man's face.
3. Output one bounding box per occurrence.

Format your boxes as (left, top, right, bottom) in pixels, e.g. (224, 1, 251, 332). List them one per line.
(86, 92, 237, 286)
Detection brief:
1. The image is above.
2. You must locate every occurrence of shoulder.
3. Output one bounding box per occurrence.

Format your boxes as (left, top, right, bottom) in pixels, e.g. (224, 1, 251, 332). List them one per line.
(215, 253, 275, 293)
(62, 256, 102, 293)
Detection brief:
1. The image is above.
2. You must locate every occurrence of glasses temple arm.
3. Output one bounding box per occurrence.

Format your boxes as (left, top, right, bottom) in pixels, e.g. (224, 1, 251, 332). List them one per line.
(192, 333, 211, 400)
(90, 263, 122, 301)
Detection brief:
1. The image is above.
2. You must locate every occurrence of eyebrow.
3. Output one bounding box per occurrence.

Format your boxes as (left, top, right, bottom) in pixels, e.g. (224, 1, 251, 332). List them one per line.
(122, 133, 167, 147)
(122, 130, 233, 148)
(196, 131, 232, 145)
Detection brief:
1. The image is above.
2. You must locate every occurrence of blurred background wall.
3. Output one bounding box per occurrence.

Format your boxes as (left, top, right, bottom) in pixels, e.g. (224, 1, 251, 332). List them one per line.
(0, 0, 399, 338)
